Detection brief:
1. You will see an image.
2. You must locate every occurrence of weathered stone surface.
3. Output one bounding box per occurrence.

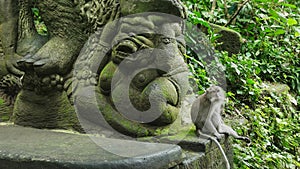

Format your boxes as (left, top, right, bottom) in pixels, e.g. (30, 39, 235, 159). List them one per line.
(0, 124, 234, 169)
(120, 0, 186, 18)
(0, 105, 13, 122)
(0, 104, 13, 122)
(73, 8, 190, 136)
(0, 39, 3, 58)
(0, 124, 183, 169)
(0, 0, 192, 137)
(138, 128, 233, 169)
(0, 59, 8, 80)
(12, 90, 81, 131)
(0, 40, 8, 79)
(200, 23, 243, 55)
(212, 24, 243, 55)
(262, 82, 290, 94)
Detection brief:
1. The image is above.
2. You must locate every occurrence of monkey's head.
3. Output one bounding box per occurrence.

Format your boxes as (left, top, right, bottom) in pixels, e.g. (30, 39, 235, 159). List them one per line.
(205, 85, 225, 103)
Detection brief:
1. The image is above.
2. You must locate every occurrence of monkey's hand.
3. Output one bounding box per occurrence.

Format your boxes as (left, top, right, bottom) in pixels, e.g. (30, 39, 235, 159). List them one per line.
(201, 123, 225, 140)
(214, 132, 225, 140)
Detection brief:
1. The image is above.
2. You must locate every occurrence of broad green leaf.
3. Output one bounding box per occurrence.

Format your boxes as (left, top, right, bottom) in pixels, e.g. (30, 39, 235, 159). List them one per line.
(287, 18, 297, 26)
(269, 9, 278, 18)
(227, 92, 235, 97)
(295, 27, 300, 37)
(255, 67, 261, 75)
(31, 8, 39, 16)
(281, 3, 297, 9)
(274, 29, 285, 35)
(247, 79, 255, 85)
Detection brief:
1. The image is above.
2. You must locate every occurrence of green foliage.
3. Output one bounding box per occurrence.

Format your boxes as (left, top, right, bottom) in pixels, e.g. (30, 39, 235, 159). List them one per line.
(231, 0, 300, 94)
(184, 0, 300, 95)
(0, 98, 4, 105)
(183, 0, 299, 168)
(218, 51, 262, 106)
(185, 54, 211, 94)
(0, 98, 10, 122)
(31, 7, 47, 35)
(232, 89, 299, 169)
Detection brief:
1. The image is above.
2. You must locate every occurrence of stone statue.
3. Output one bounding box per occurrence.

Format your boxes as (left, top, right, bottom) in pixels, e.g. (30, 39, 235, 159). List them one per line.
(0, 0, 192, 136)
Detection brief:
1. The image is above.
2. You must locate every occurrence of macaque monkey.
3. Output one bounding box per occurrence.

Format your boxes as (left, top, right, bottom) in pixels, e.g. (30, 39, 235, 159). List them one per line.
(191, 85, 250, 169)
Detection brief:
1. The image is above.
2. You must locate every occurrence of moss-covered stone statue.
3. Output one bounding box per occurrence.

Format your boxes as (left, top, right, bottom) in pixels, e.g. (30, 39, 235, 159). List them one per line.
(0, 0, 194, 137)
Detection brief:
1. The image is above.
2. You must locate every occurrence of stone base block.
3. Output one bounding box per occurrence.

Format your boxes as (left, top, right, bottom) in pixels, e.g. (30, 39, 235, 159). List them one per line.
(0, 124, 182, 169)
(0, 124, 233, 169)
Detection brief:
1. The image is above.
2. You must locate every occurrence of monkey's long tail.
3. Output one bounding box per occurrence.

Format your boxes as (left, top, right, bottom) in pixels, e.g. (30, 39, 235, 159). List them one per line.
(197, 131, 230, 169)
(210, 137, 230, 169)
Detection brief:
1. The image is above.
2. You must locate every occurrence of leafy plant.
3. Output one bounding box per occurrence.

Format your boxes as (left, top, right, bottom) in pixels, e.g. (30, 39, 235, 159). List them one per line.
(228, 0, 300, 94)
(183, 0, 300, 168)
(232, 89, 299, 169)
(31, 7, 47, 35)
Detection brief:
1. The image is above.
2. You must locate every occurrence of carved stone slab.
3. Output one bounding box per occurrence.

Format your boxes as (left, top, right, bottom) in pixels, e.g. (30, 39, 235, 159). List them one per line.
(0, 124, 183, 169)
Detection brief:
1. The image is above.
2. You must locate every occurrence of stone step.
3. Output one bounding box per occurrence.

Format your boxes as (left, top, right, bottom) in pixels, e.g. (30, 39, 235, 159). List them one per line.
(0, 124, 183, 169)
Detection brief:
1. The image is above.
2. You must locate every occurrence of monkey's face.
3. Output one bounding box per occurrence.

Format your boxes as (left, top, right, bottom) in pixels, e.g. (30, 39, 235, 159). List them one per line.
(205, 86, 225, 102)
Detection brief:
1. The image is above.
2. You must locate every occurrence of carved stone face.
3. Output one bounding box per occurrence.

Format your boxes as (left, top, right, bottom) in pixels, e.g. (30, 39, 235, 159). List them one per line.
(100, 32, 187, 126)
(77, 13, 191, 136)
(1, 0, 191, 136)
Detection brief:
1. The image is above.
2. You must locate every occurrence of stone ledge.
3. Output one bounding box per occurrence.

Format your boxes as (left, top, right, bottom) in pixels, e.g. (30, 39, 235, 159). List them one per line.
(0, 124, 183, 169)
(0, 124, 233, 169)
(138, 129, 233, 169)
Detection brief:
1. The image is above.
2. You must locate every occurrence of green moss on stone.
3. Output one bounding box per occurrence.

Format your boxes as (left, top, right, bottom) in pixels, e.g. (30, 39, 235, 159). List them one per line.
(13, 90, 82, 131)
(200, 23, 243, 55)
(0, 104, 13, 122)
(0, 59, 8, 79)
(120, 0, 184, 17)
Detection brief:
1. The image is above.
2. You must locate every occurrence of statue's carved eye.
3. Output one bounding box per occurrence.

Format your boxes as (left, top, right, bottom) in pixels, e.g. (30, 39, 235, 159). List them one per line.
(137, 74, 146, 84)
(162, 37, 171, 44)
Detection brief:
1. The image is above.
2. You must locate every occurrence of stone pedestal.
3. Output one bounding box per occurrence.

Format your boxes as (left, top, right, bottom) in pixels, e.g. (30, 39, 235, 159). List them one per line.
(0, 124, 232, 169)
(0, 124, 182, 169)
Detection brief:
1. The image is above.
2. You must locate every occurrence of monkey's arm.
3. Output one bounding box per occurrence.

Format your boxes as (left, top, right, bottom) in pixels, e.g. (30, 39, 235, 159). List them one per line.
(191, 97, 201, 123)
(201, 100, 224, 138)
